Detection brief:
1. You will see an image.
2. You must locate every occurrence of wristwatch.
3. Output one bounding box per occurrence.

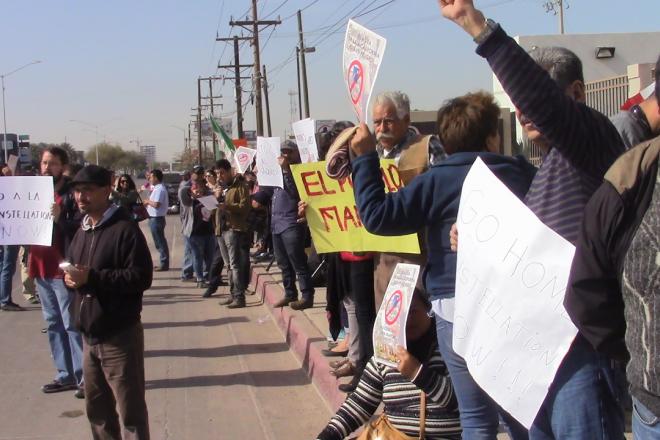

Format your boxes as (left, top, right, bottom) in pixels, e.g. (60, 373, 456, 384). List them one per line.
(473, 18, 499, 45)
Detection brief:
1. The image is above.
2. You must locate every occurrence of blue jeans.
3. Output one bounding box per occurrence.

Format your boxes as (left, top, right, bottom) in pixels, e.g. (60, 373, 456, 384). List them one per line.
(148, 216, 169, 269)
(529, 337, 624, 440)
(223, 230, 250, 299)
(181, 235, 194, 279)
(272, 225, 314, 300)
(435, 316, 528, 440)
(632, 396, 660, 439)
(0, 245, 19, 305)
(36, 278, 83, 385)
(189, 234, 215, 282)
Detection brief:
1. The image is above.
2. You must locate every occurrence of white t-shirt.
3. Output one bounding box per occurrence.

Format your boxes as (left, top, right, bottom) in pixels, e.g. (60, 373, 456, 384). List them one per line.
(147, 183, 169, 217)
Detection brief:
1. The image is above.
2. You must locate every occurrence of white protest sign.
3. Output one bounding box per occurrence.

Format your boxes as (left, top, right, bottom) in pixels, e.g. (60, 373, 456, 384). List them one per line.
(453, 158, 578, 428)
(234, 146, 257, 174)
(0, 176, 54, 246)
(197, 195, 218, 211)
(256, 137, 283, 188)
(292, 118, 319, 163)
(343, 20, 387, 123)
(373, 263, 420, 367)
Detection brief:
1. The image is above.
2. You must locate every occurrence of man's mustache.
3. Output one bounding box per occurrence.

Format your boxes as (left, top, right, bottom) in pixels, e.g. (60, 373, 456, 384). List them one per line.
(376, 132, 395, 141)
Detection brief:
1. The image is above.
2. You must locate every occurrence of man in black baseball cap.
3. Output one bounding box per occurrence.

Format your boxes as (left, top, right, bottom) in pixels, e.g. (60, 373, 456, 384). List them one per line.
(65, 165, 153, 439)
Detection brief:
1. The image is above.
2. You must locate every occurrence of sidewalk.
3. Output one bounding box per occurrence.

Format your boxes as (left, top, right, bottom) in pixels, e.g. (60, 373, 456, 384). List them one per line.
(0, 217, 332, 440)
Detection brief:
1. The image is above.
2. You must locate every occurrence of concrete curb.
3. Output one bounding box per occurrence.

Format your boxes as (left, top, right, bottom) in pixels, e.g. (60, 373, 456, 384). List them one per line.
(249, 264, 347, 411)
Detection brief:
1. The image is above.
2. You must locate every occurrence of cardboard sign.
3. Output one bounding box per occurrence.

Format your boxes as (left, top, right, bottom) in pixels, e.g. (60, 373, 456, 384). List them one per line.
(234, 146, 257, 174)
(292, 118, 319, 163)
(373, 263, 420, 367)
(291, 160, 420, 254)
(256, 137, 283, 188)
(0, 176, 54, 245)
(343, 20, 387, 123)
(453, 158, 578, 428)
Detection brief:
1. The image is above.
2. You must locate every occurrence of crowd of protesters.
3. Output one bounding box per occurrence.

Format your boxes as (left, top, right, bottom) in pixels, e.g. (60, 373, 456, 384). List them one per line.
(0, 1, 658, 439)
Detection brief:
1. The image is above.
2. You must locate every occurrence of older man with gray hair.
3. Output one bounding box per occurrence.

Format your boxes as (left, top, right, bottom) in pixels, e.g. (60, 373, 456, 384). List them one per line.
(370, 90, 447, 308)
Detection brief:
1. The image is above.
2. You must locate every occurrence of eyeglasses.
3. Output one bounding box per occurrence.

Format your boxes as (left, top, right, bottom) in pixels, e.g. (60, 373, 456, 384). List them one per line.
(119, 180, 128, 184)
(205, 173, 214, 178)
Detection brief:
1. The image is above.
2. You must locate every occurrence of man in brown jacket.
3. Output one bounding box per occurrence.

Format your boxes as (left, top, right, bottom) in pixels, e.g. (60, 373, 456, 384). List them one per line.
(215, 159, 251, 308)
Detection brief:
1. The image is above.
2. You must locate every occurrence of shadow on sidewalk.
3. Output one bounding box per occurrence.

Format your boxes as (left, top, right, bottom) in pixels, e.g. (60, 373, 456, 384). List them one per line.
(146, 369, 312, 389)
(144, 342, 289, 358)
(143, 316, 248, 329)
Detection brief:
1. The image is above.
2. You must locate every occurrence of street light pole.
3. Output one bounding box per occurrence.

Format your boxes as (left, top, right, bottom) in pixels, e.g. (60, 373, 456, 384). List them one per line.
(1, 60, 42, 163)
(69, 119, 100, 164)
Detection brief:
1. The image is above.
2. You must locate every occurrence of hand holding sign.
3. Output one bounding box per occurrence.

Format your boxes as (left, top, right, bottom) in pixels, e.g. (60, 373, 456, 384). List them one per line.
(349, 123, 376, 156)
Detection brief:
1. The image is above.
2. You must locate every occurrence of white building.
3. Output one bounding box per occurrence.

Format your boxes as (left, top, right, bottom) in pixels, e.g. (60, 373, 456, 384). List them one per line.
(140, 145, 157, 166)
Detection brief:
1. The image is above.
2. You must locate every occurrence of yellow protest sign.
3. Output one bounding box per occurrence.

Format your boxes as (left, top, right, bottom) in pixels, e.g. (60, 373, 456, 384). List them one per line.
(291, 160, 420, 254)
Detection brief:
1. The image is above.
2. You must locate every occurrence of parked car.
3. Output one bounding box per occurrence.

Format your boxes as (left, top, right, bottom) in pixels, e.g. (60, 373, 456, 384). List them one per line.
(162, 172, 183, 214)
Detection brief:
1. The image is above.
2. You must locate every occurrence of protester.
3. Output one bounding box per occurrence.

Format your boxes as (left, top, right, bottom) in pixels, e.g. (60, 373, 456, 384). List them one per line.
(178, 171, 194, 281)
(269, 140, 315, 311)
(179, 167, 215, 288)
(362, 91, 444, 312)
(216, 159, 251, 309)
(144, 169, 169, 271)
(19, 246, 38, 304)
(565, 61, 660, 440)
(350, 90, 535, 437)
(111, 173, 139, 212)
(439, 1, 626, 438)
(316, 289, 462, 440)
(203, 164, 228, 298)
(610, 55, 660, 149)
(64, 165, 152, 440)
(29, 147, 84, 396)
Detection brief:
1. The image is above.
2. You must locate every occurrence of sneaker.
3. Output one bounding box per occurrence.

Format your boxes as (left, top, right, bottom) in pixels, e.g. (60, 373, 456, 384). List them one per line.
(196, 281, 209, 289)
(1, 302, 24, 311)
(290, 297, 314, 311)
(273, 297, 295, 308)
(42, 380, 78, 394)
(227, 298, 246, 309)
(74, 386, 85, 399)
(28, 296, 40, 305)
(154, 266, 169, 272)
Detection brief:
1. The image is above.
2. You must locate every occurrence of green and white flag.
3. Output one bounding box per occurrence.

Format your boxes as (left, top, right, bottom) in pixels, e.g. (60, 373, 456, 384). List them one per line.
(210, 116, 235, 159)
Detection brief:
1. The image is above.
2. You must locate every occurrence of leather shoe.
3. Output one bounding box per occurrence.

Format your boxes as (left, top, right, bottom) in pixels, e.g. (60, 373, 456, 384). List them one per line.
(42, 380, 78, 394)
(290, 297, 314, 310)
(331, 362, 355, 378)
(202, 287, 216, 298)
(273, 297, 295, 308)
(218, 297, 234, 306)
(338, 376, 359, 393)
(329, 358, 349, 370)
(74, 386, 85, 399)
(227, 298, 246, 309)
(321, 348, 349, 357)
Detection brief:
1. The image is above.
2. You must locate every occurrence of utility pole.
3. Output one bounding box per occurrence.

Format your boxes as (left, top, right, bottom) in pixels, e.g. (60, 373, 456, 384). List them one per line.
(230, 2, 280, 136)
(197, 77, 202, 166)
(209, 78, 218, 155)
(297, 10, 311, 118)
(262, 64, 272, 136)
(296, 47, 302, 120)
(543, 0, 566, 34)
(217, 35, 252, 140)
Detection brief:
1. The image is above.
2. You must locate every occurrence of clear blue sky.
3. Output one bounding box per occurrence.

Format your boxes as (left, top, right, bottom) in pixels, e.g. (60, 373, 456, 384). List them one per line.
(1, 0, 658, 163)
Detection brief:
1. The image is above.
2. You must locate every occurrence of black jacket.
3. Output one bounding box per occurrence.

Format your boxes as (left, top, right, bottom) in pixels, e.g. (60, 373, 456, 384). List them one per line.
(68, 205, 153, 342)
(565, 136, 660, 362)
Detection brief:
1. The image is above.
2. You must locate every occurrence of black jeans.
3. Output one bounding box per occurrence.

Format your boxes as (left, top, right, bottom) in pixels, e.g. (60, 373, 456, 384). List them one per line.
(350, 258, 375, 372)
(207, 238, 224, 289)
(272, 225, 314, 300)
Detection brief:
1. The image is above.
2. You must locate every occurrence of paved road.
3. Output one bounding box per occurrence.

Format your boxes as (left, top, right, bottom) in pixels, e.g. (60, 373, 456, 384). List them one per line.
(0, 215, 332, 439)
